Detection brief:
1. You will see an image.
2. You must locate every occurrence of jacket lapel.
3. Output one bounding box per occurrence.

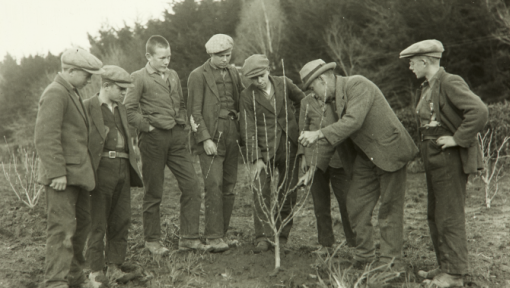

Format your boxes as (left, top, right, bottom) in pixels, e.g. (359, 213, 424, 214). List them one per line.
(253, 88, 276, 114)
(273, 77, 285, 116)
(430, 68, 446, 120)
(90, 96, 107, 140)
(203, 63, 220, 101)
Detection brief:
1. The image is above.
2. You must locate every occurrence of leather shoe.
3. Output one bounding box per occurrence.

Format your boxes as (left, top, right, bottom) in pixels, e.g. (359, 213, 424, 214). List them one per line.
(179, 238, 213, 252)
(430, 273, 464, 287)
(418, 268, 442, 279)
(145, 241, 169, 255)
(252, 240, 270, 253)
(206, 238, 229, 253)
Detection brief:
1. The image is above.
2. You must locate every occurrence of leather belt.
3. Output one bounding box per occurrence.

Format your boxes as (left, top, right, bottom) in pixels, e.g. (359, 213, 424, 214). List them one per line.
(101, 151, 129, 159)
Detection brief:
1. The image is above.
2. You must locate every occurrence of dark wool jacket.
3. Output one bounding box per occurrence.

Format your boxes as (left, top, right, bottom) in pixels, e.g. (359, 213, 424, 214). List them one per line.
(83, 95, 143, 187)
(418, 68, 488, 174)
(35, 74, 96, 191)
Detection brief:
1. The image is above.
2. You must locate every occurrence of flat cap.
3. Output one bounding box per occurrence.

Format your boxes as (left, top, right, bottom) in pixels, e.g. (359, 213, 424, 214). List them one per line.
(299, 59, 336, 89)
(101, 65, 134, 88)
(242, 54, 270, 78)
(399, 39, 444, 59)
(205, 34, 234, 54)
(61, 47, 104, 74)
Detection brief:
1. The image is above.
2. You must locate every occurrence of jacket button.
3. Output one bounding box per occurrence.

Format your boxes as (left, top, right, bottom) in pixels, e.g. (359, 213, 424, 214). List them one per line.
(370, 157, 374, 161)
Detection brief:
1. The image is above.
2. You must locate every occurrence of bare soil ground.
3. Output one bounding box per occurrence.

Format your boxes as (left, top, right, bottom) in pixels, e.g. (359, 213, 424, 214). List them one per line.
(1, 160, 510, 288)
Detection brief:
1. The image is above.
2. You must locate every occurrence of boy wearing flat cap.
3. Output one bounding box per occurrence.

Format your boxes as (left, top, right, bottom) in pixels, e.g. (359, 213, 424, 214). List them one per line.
(187, 34, 244, 252)
(400, 39, 488, 287)
(296, 61, 356, 255)
(124, 35, 211, 254)
(35, 47, 104, 288)
(298, 59, 418, 271)
(239, 54, 305, 253)
(83, 65, 143, 286)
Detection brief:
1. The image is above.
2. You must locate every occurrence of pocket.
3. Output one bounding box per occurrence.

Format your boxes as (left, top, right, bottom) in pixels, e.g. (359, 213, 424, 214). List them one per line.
(426, 140, 447, 170)
(377, 128, 400, 145)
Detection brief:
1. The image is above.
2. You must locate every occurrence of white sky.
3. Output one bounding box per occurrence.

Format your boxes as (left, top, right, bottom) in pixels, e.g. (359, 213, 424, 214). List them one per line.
(0, 0, 171, 60)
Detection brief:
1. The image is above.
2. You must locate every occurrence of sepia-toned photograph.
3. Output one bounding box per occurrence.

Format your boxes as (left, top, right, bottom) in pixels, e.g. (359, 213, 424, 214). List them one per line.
(0, 0, 509, 287)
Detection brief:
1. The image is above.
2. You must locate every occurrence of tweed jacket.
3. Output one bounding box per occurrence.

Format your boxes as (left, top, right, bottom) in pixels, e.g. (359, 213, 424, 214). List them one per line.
(321, 75, 419, 172)
(298, 94, 357, 177)
(419, 68, 488, 174)
(83, 95, 143, 187)
(124, 63, 187, 132)
(240, 76, 305, 163)
(187, 60, 243, 154)
(34, 74, 95, 191)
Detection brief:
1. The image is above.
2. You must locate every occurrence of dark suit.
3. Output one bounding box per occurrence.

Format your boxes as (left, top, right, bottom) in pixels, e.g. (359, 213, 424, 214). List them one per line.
(320, 75, 418, 263)
(240, 76, 305, 242)
(416, 68, 488, 275)
(83, 95, 142, 271)
(34, 74, 95, 287)
(188, 60, 243, 239)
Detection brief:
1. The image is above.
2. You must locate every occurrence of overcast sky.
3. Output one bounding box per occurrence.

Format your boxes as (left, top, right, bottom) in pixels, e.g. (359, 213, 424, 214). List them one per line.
(0, 0, 171, 60)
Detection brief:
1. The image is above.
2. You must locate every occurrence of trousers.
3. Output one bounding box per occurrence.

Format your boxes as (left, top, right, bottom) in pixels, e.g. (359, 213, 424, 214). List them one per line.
(86, 158, 131, 271)
(198, 118, 239, 238)
(253, 135, 298, 242)
(310, 166, 355, 247)
(347, 155, 406, 262)
(139, 125, 201, 241)
(44, 185, 91, 288)
(421, 139, 469, 274)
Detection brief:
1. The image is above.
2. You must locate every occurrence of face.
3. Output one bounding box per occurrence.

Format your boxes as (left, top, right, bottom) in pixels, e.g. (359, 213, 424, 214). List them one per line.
(147, 46, 171, 73)
(210, 50, 232, 68)
(308, 76, 328, 99)
(105, 83, 127, 103)
(409, 56, 427, 79)
(249, 70, 270, 90)
(69, 69, 92, 89)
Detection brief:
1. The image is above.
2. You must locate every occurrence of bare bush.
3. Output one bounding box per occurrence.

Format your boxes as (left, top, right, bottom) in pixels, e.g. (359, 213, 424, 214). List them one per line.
(1, 145, 43, 209)
(478, 129, 510, 208)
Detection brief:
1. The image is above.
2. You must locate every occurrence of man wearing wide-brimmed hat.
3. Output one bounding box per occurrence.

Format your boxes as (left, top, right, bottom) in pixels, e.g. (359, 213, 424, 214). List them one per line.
(239, 54, 305, 253)
(83, 65, 143, 287)
(298, 59, 418, 271)
(400, 40, 488, 287)
(187, 34, 244, 253)
(35, 47, 104, 288)
(296, 60, 356, 255)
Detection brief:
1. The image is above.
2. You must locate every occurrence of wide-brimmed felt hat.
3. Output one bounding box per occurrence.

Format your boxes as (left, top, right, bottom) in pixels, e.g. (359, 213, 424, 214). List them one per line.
(299, 59, 336, 89)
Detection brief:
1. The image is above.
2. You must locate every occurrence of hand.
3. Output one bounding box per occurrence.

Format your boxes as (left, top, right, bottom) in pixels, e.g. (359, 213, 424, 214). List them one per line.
(300, 155, 308, 173)
(424, 120, 440, 128)
(50, 176, 67, 191)
(149, 125, 155, 132)
(436, 136, 457, 150)
(203, 139, 217, 156)
(299, 130, 323, 147)
(297, 167, 314, 187)
(251, 159, 266, 180)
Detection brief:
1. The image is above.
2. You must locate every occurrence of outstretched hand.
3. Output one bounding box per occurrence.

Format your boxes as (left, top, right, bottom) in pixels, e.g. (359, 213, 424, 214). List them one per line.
(251, 159, 266, 180)
(299, 130, 323, 147)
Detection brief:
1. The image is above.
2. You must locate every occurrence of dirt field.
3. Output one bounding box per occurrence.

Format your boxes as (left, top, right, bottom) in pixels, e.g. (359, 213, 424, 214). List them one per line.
(1, 159, 510, 288)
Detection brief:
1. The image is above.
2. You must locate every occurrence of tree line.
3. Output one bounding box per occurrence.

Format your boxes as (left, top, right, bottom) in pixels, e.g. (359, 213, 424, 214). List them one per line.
(1, 0, 510, 147)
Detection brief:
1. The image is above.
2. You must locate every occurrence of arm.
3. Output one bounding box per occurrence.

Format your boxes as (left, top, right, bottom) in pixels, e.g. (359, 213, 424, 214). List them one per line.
(443, 76, 488, 148)
(187, 70, 211, 142)
(320, 77, 375, 146)
(297, 97, 311, 157)
(34, 87, 67, 181)
(124, 72, 151, 132)
(175, 72, 188, 125)
(285, 76, 306, 120)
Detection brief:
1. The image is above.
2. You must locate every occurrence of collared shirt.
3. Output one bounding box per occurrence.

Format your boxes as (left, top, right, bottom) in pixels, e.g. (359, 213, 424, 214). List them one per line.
(416, 69, 441, 126)
(98, 95, 126, 152)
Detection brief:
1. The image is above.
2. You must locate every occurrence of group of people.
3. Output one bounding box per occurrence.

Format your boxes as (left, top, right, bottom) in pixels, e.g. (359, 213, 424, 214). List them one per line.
(34, 33, 487, 288)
